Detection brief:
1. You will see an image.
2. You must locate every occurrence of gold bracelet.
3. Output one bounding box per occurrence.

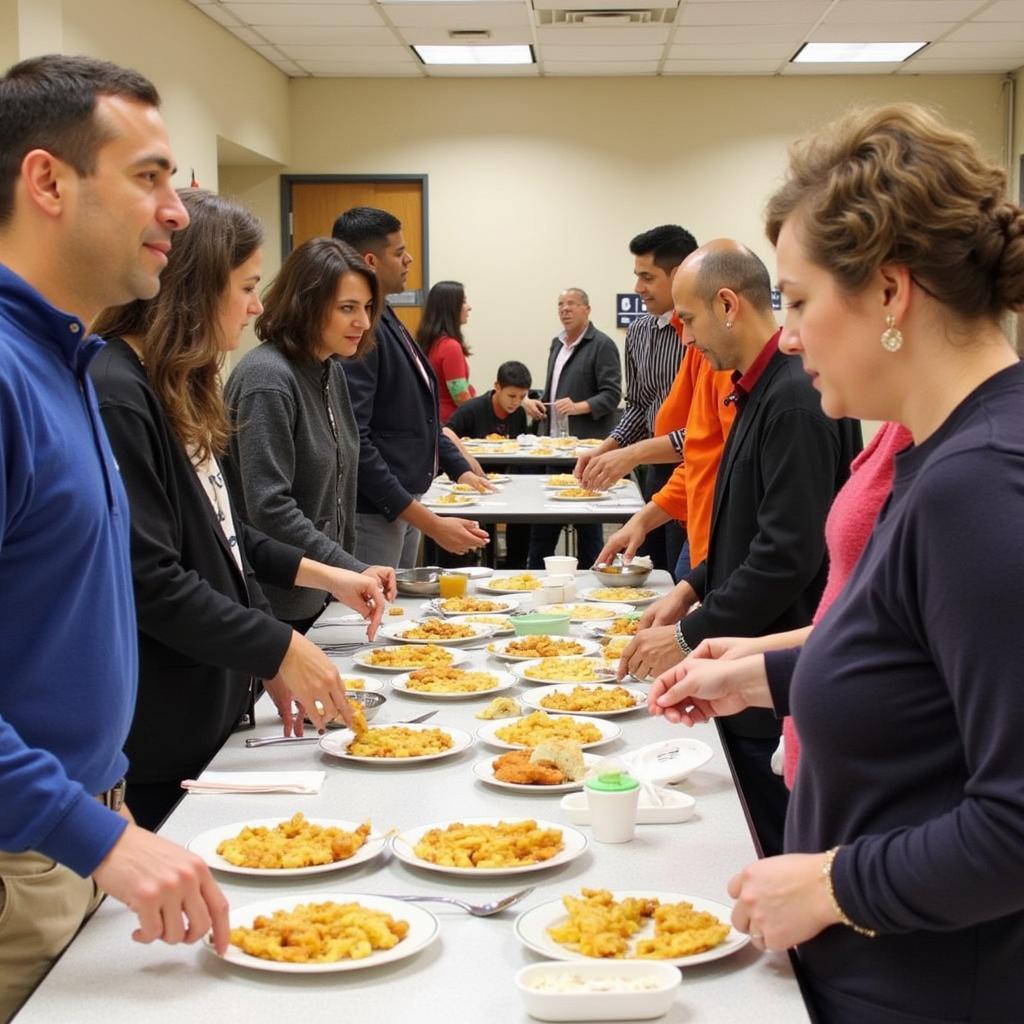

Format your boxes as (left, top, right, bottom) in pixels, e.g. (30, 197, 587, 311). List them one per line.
(822, 846, 878, 938)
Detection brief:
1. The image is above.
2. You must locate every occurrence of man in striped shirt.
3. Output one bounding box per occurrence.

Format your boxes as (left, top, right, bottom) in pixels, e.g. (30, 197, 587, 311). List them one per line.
(575, 225, 697, 570)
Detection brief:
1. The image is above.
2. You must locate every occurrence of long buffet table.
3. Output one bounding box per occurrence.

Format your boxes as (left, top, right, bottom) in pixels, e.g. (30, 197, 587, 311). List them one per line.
(17, 571, 809, 1024)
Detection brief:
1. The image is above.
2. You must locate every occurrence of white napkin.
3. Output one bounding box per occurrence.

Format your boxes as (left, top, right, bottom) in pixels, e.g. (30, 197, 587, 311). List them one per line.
(181, 770, 325, 795)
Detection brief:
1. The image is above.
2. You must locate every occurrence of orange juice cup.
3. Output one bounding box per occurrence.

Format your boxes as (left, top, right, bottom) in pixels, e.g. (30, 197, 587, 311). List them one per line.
(438, 573, 468, 598)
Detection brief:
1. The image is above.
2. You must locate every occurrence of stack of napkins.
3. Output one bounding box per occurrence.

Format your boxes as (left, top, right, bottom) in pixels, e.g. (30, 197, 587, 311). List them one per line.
(180, 770, 325, 795)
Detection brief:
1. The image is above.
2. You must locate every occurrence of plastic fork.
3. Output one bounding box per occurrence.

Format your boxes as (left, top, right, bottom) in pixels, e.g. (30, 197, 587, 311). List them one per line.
(371, 886, 535, 917)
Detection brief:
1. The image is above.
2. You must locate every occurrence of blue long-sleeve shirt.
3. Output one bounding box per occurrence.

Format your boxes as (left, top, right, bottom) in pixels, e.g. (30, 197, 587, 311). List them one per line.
(769, 361, 1024, 1023)
(0, 263, 136, 877)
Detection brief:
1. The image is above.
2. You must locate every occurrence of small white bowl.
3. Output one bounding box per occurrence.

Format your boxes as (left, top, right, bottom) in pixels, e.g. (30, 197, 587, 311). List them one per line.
(516, 961, 681, 1021)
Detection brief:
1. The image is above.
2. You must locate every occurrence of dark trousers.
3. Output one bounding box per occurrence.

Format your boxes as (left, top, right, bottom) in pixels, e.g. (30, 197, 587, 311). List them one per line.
(125, 779, 184, 832)
(718, 727, 790, 858)
(527, 522, 603, 570)
(637, 464, 685, 573)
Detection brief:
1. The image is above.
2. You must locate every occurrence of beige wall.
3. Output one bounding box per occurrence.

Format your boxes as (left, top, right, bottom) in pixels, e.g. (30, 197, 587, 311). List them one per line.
(282, 74, 1007, 393)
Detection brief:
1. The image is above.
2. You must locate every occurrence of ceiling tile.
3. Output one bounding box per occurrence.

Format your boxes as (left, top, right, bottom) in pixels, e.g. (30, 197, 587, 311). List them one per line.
(672, 23, 806, 44)
(537, 25, 672, 45)
(823, 1, 982, 22)
(680, 2, 830, 26)
(386, 3, 530, 27)
(533, 0, 677, 9)
(944, 21, 1024, 42)
(224, 3, 378, 25)
(193, 3, 244, 28)
(780, 60, 902, 73)
(227, 24, 267, 44)
(541, 44, 666, 60)
(668, 42, 796, 59)
(425, 63, 540, 75)
(259, 25, 395, 43)
(955, 0, 1024, 19)
(918, 39, 1024, 58)
(309, 65, 423, 76)
(543, 60, 659, 73)
(900, 56, 1022, 72)
(809, 22, 950, 43)
(281, 43, 416, 60)
(663, 58, 783, 73)
(404, 27, 532, 43)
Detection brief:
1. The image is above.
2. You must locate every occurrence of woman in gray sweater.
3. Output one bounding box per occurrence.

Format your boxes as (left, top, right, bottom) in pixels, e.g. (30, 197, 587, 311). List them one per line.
(223, 238, 395, 632)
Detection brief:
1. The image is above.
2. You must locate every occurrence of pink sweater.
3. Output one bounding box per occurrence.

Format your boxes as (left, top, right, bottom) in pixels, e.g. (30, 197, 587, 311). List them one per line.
(783, 421, 913, 788)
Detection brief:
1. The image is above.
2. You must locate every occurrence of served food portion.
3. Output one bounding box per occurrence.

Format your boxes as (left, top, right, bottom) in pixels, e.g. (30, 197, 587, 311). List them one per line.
(438, 596, 514, 614)
(552, 487, 606, 500)
(359, 644, 456, 669)
(494, 635, 589, 659)
(537, 685, 639, 713)
(535, 603, 626, 621)
(548, 889, 730, 960)
(347, 725, 454, 758)
(413, 819, 564, 869)
(433, 492, 477, 506)
(494, 711, 603, 748)
(546, 474, 578, 487)
(476, 696, 523, 720)
(520, 657, 616, 683)
(487, 573, 544, 592)
(600, 637, 631, 662)
(229, 900, 409, 964)
(583, 587, 657, 604)
(215, 813, 371, 870)
(402, 666, 500, 694)
(605, 617, 641, 636)
(389, 619, 478, 642)
(492, 740, 586, 786)
(461, 614, 513, 633)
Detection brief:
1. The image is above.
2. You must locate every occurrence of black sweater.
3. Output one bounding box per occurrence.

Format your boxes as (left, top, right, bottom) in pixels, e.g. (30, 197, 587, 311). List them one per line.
(91, 339, 302, 784)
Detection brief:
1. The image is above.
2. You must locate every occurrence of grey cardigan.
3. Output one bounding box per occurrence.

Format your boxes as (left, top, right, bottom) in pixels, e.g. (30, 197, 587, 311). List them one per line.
(540, 323, 622, 440)
(223, 344, 365, 622)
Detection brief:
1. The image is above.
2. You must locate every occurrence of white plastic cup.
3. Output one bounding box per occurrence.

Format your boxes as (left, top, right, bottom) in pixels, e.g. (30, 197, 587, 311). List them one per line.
(584, 772, 641, 843)
(544, 556, 578, 575)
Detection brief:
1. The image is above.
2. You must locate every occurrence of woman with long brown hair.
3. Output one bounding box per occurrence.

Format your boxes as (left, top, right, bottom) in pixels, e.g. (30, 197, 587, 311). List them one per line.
(416, 279, 475, 423)
(223, 237, 395, 634)
(91, 190, 383, 830)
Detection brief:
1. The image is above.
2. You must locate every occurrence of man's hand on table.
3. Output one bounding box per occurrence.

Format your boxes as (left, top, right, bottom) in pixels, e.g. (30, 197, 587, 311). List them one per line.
(617, 624, 681, 682)
(92, 825, 231, 955)
(595, 522, 647, 566)
(457, 470, 497, 493)
(638, 581, 697, 628)
(580, 447, 636, 492)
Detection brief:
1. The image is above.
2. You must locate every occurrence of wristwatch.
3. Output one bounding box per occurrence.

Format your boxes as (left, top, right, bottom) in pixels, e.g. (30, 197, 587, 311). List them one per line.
(674, 622, 692, 657)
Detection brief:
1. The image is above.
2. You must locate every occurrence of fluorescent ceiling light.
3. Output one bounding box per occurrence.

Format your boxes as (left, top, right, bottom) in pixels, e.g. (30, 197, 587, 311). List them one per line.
(414, 44, 533, 65)
(793, 42, 927, 63)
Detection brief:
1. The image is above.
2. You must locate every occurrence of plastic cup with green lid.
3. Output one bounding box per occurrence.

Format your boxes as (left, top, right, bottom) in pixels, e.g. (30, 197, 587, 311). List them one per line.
(584, 771, 640, 843)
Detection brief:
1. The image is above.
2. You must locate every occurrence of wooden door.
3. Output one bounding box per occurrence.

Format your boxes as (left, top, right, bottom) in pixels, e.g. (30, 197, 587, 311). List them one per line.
(286, 177, 426, 336)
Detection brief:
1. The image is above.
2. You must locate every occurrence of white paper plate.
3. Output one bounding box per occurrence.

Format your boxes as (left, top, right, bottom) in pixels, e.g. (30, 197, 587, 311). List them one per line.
(476, 714, 621, 751)
(324, 671, 385, 694)
(429, 596, 521, 616)
(512, 658, 619, 686)
(576, 587, 659, 607)
(477, 575, 546, 595)
(486, 636, 600, 662)
(549, 492, 610, 502)
(447, 565, 496, 577)
(441, 482, 502, 493)
(473, 753, 601, 793)
(458, 615, 515, 636)
(422, 494, 479, 509)
(582, 620, 641, 638)
(483, 473, 511, 484)
(624, 738, 714, 785)
(377, 620, 494, 645)
(351, 645, 471, 672)
(391, 816, 588, 877)
(188, 818, 388, 877)
(319, 722, 474, 764)
(514, 891, 748, 967)
(533, 603, 636, 622)
(521, 684, 647, 717)
(390, 668, 518, 699)
(207, 892, 439, 973)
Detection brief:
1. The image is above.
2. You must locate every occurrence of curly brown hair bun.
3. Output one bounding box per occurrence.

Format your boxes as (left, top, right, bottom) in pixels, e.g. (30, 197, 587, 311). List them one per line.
(765, 103, 1024, 319)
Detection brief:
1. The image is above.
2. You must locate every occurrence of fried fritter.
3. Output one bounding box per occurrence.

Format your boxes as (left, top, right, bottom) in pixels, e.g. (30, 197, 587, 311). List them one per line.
(492, 749, 565, 786)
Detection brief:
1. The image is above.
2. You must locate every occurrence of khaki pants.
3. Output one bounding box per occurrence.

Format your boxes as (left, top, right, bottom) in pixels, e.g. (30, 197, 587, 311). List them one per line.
(0, 850, 102, 1023)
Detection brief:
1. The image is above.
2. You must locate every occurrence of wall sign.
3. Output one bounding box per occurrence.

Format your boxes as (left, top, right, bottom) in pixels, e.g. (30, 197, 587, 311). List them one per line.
(616, 293, 646, 328)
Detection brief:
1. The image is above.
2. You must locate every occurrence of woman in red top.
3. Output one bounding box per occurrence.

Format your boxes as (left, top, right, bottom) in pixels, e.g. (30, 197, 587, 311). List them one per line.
(417, 280, 475, 422)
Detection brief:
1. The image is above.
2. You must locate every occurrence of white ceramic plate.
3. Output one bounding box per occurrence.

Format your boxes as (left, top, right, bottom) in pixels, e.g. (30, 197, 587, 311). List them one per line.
(514, 890, 748, 967)
(324, 670, 386, 693)
(533, 603, 636, 622)
(521, 684, 647, 717)
(486, 636, 600, 661)
(459, 615, 515, 636)
(188, 818, 388, 878)
(319, 722, 474, 764)
(390, 668, 518, 700)
(549, 491, 610, 502)
(422, 494, 479, 509)
(576, 587, 659, 607)
(377, 620, 494, 646)
(477, 575, 546, 595)
(391, 816, 588, 877)
(447, 565, 496, 577)
(207, 892, 440, 973)
(473, 753, 601, 793)
(483, 473, 511, 483)
(512, 657, 618, 686)
(582, 620, 641, 638)
(428, 596, 521, 616)
(441, 482, 502, 493)
(476, 714, 621, 751)
(351, 645, 470, 672)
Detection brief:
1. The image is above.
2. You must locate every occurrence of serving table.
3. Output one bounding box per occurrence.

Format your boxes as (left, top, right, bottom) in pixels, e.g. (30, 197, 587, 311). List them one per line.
(17, 572, 810, 1024)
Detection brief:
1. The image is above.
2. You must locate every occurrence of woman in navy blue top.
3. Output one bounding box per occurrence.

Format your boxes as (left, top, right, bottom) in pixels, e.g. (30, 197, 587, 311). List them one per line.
(648, 104, 1024, 1023)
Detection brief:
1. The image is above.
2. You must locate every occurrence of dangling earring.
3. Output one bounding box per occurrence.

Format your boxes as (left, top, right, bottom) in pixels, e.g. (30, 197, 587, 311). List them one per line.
(725, 320, 733, 329)
(880, 314, 903, 352)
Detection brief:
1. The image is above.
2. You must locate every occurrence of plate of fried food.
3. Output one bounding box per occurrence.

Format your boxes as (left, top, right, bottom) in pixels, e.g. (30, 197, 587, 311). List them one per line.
(522, 684, 646, 717)
(473, 740, 599, 792)
(549, 488, 610, 502)
(544, 473, 580, 488)
(598, 637, 632, 665)
(533, 602, 636, 622)
(391, 817, 588, 877)
(377, 619, 494, 646)
(322, 673, 386, 693)
(443, 481, 501, 494)
(188, 813, 388, 878)
(423, 492, 479, 508)
(459, 614, 515, 636)
(514, 888, 747, 967)
(486, 635, 600, 661)
(485, 472, 511, 483)
(513, 657, 618, 685)
(477, 572, 545, 594)
(351, 644, 470, 672)
(577, 587, 659, 606)
(390, 666, 518, 699)
(477, 710, 620, 751)
(584, 616, 641, 638)
(319, 721, 474, 764)
(209, 892, 440, 973)
(430, 595, 521, 616)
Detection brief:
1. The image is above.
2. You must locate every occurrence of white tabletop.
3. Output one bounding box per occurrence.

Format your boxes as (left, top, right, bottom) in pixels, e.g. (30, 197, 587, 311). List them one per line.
(17, 572, 809, 1024)
(424, 474, 645, 524)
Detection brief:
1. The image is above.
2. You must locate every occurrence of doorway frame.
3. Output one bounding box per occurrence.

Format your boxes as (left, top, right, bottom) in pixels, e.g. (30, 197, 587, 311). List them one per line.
(278, 173, 430, 291)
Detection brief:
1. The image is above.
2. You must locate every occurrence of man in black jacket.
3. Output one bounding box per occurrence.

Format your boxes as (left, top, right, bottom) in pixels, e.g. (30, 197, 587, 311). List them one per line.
(525, 288, 622, 568)
(620, 240, 861, 856)
(333, 208, 491, 568)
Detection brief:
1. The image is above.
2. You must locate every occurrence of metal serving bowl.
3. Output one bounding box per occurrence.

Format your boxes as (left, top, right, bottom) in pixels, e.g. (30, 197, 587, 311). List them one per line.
(590, 562, 653, 587)
(396, 566, 442, 597)
(312, 690, 387, 729)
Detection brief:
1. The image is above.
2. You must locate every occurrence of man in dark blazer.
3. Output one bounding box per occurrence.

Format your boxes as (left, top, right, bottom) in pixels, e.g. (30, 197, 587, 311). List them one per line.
(333, 208, 491, 568)
(620, 240, 861, 856)
(525, 288, 622, 568)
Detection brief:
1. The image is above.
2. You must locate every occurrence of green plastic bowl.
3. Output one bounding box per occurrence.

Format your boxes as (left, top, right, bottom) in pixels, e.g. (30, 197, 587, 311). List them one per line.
(509, 612, 571, 637)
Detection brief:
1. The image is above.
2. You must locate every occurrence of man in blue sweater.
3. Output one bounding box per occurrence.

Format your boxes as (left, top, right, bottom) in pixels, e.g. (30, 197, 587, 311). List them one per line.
(0, 56, 228, 1017)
